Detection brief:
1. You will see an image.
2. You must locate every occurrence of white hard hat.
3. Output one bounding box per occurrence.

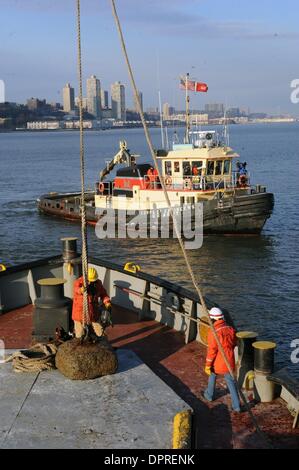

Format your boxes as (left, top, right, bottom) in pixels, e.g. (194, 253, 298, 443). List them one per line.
(209, 307, 224, 320)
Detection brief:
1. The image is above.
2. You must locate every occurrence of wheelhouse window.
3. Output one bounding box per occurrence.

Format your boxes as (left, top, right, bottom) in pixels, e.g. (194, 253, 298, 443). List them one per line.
(174, 162, 180, 173)
(215, 160, 223, 176)
(183, 162, 192, 176)
(223, 160, 231, 175)
(165, 161, 172, 176)
(207, 161, 215, 175)
(192, 161, 203, 176)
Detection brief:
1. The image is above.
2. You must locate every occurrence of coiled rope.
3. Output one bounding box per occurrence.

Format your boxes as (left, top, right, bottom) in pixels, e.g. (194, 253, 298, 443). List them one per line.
(110, 0, 271, 448)
(4, 343, 58, 373)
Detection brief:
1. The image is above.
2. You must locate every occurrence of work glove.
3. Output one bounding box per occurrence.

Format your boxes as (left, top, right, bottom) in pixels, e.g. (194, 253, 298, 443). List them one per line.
(105, 302, 112, 311)
(204, 366, 212, 376)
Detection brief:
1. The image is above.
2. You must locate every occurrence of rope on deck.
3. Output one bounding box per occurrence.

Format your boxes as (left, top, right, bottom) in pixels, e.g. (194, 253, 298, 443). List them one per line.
(4, 343, 58, 373)
(76, 0, 90, 329)
(110, 0, 272, 449)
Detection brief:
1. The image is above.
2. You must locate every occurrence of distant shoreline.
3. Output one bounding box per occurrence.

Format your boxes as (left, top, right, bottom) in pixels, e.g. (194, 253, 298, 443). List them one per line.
(0, 120, 298, 134)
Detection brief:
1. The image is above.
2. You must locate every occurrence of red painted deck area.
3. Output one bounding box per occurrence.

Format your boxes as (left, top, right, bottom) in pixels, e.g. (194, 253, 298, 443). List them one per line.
(1, 304, 298, 449)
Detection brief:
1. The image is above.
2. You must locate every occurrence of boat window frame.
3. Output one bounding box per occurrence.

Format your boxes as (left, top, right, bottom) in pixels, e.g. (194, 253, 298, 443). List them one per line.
(223, 160, 231, 175)
(192, 161, 203, 176)
(173, 161, 181, 174)
(164, 161, 172, 176)
(183, 161, 192, 177)
(207, 160, 215, 176)
(215, 160, 223, 176)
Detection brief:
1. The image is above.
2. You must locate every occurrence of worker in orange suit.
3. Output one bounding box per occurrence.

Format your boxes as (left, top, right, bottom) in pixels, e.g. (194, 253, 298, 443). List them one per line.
(72, 267, 111, 338)
(147, 167, 155, 188)
(203, 307, 241, 412)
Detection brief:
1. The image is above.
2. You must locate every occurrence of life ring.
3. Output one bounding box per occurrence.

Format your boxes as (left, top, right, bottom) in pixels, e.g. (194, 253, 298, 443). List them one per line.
(238, 175, 247, 188)
(165, 176, 172, 188)
(98, 182, 105, 194)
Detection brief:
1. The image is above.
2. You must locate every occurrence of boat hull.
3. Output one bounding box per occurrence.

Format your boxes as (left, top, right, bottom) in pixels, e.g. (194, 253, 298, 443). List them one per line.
(37, 191, 274, 235)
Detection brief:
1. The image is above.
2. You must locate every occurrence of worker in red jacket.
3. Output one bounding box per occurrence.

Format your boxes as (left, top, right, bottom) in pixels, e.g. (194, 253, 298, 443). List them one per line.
(72, 267, 111, 338)
(203, 307, 241, 412)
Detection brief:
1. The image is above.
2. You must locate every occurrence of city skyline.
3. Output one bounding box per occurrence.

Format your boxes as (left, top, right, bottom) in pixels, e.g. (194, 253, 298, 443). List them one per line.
(1, 0, 299, 116)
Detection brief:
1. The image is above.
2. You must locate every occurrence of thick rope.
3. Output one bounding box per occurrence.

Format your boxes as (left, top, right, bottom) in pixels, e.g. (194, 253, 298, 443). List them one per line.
(110, 0, 271, 448)
(76, 0, 90, 326)
(4, 343, 58, 373)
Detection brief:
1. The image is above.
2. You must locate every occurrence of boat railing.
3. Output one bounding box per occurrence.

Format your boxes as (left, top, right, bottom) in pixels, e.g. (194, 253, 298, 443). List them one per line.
(96, 181, 114, 196)
(143, 173, 251, 192)
(231, 171, 251, 188)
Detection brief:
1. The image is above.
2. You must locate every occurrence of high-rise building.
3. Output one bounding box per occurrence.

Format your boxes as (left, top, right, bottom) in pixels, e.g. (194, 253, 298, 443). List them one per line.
(227, 107, 241, 118)
(75, 97, 88, 111)
(163, 103, 170, 119)
(63, 83, 75, 113)
(111, 81, 126, 121)
(27, 98, 46, 111)
(87, 75, 101, 118)
(133, 91, 143, 113)
(101, 90, 109, 109)
(204, 103, 225, 115)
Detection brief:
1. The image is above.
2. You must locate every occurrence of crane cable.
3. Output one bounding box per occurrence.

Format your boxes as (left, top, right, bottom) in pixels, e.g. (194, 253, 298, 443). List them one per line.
(76, 0, 90, 330)
(110, 0, 271, 448)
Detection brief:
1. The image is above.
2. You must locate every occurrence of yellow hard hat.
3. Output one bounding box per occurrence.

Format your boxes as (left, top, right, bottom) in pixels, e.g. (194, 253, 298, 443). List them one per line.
(88, 267, 98, 283)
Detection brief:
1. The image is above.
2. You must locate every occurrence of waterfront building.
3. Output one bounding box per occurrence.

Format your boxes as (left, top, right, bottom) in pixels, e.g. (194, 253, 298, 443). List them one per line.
(111, 81, 126, 121)
(87, 75, 101, 118)
(63, 83, 75, 113)
(133, 91, 143, 113)
(101, 90, 109, 109)
(204, 103, 225, 115)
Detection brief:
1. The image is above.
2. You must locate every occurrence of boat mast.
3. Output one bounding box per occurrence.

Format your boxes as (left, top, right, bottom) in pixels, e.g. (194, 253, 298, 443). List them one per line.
(185, 72, 190, 144)
(158, 90, 165, 148)
(224, 106, 230, 148)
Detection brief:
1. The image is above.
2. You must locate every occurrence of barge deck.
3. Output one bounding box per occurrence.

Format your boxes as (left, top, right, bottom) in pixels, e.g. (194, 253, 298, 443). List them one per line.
(1, 304, 298, 449)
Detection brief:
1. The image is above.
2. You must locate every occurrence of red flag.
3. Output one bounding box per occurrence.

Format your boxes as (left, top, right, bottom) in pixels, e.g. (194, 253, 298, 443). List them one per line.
(196, 82, 208, 93)
(180, 77, 208, 93)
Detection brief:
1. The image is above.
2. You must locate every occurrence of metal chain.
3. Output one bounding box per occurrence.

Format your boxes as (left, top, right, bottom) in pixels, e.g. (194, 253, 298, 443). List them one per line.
(76, 0, 90, 326)
(110, 0, 271, 448)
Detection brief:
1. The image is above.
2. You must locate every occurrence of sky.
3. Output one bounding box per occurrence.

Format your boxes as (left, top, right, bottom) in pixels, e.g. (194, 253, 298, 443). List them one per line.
(0, 0, 299, 115)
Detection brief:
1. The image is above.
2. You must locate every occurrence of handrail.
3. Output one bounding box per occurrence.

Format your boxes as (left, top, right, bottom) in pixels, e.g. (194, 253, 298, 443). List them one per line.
(143, 174, 251, 191)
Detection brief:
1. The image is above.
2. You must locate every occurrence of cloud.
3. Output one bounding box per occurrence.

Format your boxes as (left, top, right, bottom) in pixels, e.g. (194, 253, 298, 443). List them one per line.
(118, 3, 299, 42)
(3, 0, 298, 41)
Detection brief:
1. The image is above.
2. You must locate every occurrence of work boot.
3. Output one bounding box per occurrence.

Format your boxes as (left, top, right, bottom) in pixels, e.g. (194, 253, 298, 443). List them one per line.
(201, 391, 214, 403)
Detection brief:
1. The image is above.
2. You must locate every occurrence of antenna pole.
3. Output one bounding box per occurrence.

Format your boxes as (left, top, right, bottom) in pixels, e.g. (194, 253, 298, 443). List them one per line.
(224, 106, 230, 148)
(185, 73, 190, 143)
(158, 91, 165, 148)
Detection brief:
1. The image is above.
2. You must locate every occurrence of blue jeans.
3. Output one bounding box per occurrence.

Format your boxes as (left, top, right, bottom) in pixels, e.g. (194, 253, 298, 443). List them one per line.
(204, 373, 241, 411)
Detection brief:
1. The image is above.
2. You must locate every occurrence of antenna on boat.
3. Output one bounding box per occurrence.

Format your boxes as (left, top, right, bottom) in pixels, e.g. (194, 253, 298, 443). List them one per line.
(165, 126, 169, 150)
(158, 90, 165, 149)
(185, 72, 191, 144)
(223, 106, 230, 148)
(156, 52, 165, 149)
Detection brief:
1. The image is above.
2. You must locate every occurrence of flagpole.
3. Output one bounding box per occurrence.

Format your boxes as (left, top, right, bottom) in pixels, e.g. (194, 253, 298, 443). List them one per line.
(185, 72, 190, 143)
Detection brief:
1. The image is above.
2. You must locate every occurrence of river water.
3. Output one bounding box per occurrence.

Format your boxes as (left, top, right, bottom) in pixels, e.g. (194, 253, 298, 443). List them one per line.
(0, 124, 298, 374)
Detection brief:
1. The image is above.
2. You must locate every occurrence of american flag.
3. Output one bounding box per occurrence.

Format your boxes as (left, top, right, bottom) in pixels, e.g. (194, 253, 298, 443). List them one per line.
(180, 77, 208, 93)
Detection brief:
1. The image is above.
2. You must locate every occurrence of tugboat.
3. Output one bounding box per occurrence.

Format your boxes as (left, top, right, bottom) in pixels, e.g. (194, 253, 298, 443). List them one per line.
(38, 129, 274, 234)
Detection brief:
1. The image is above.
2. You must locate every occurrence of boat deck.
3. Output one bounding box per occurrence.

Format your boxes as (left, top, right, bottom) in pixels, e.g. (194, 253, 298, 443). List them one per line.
(1, 305, 298, 449)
